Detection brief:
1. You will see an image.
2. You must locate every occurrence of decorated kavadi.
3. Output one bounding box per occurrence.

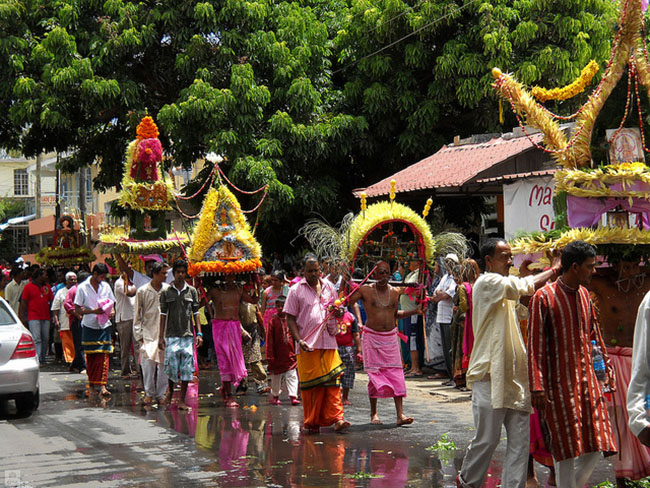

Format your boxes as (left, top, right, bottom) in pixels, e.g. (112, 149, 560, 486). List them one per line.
(491, 0, 650, 347)
(187, 185, 262, 277)
(36, 214, 95, 267)
(99, 116, 188, 255)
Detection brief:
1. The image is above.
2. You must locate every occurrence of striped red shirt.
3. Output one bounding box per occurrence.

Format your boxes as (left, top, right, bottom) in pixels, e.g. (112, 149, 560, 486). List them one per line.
(528, 279, 617, 461)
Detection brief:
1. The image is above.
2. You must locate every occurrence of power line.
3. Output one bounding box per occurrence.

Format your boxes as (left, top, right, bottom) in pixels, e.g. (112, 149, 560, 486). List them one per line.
(333, 0, 481, 75)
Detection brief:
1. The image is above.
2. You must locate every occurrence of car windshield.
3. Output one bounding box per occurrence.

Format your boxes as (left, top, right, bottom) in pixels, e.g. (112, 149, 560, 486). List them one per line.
(0, 301, 17, 326)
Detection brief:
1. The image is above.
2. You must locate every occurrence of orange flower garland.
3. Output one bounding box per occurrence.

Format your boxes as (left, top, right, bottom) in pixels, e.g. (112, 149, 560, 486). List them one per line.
(136, 116, 159, 140)
(188, 258, 262, 277)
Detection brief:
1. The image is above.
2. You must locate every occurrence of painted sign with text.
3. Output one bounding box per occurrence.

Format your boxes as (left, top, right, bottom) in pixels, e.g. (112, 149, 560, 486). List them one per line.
(504, 176, 556, 240)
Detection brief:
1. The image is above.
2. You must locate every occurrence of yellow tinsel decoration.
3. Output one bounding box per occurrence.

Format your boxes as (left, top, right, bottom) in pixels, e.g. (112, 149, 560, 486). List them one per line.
(531, 60, 600, 102)
(187, 185, 262, 264)
(511, 226, 650, 254)
(345, 201, 436, 264)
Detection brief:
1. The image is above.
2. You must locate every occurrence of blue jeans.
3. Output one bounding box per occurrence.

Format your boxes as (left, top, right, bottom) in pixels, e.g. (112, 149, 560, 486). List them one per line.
(28, 319, 50, 363)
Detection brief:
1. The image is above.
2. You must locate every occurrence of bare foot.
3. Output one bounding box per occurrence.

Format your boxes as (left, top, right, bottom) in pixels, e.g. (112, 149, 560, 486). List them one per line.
(397, 416, 414, 426)
(160, 393, 172, 406)
(371, 414, 383, 425)
(342, 399, 352, 406)
(526, 478, 539, 488)
(334, 420, 351, 432)
(225, 398, 239, 408)
(178, 401, 192, 411)
(99, 387, 111, 398)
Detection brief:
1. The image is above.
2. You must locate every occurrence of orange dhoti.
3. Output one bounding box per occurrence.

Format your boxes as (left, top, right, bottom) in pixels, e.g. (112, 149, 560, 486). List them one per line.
(60, 330, 75, 363)
(297, 349, 345, 429)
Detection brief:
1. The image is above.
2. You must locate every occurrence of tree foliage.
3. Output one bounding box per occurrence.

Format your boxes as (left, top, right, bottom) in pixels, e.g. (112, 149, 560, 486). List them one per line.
(332, 0, 618, 190)
(0, 0, 366, 247)
(0, 0, 623, 249)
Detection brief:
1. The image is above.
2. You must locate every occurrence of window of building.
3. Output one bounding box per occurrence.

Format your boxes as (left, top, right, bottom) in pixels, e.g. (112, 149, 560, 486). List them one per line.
(13, 169, 28, 196)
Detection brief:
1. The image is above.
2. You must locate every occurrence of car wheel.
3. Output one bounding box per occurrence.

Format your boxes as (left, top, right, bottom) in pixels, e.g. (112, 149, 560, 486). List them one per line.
(15, 389, 39, 415)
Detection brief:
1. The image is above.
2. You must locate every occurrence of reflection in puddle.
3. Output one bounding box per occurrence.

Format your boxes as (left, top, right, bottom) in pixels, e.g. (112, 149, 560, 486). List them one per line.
(56, 374, 486, 487)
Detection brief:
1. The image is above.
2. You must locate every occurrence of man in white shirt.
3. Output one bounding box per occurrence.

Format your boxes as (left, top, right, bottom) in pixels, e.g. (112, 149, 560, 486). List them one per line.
(133, 261, 169, 405)
(114, 273, 137, 378)
(431, 253, 459, 381)
(5, 267, 25, 315)
(51, 272, 77, 366)
(457, 238, 559, 488)
(74, 263, 116, 398)
(628, 291, 650, 448)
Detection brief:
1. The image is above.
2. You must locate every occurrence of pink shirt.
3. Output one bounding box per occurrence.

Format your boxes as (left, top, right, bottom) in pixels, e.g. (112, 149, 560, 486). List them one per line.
(283, 278, 338, 351)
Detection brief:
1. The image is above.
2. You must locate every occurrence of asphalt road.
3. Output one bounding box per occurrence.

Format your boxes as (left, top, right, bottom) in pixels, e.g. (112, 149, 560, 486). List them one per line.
(0, 364, 618, 487)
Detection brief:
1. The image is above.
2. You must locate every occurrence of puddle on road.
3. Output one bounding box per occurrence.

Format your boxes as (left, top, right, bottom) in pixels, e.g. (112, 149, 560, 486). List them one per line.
(25, 370, 510, 487)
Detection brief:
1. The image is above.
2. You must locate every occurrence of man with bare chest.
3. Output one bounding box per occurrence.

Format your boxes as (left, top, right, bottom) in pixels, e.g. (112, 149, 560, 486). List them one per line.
(348, 261, 421, 425)
(208, 274, 258, 407)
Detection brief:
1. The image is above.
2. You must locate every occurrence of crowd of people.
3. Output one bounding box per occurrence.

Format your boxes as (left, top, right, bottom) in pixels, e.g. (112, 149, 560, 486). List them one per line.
(2, 238, 650, 488)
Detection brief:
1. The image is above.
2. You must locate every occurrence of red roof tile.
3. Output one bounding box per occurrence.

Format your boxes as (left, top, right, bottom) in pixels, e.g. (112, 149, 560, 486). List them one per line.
(357, 133, 544, 197)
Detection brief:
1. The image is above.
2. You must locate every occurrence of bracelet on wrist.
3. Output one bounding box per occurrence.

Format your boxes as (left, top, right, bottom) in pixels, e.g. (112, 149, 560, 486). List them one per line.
(197, 332, 203, 337)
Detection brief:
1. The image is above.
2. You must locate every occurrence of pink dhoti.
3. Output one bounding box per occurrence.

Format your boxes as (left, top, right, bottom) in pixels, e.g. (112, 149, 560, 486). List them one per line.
(606, 347, 650, 480)
(362, 327, 407, 398)
(212, 319, 247, 386)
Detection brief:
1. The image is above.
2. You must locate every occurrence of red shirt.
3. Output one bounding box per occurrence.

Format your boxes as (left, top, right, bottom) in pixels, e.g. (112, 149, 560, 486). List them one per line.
(335, 311, 359, 347)
(21, 282, 54, 321)
(266, 314, 297, 374)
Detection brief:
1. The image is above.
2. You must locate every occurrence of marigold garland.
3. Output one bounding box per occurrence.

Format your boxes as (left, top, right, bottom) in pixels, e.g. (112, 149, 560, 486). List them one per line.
(531, 60, 600, 102)
(188, 258, 263, 276)
(136, 116, 159, 140)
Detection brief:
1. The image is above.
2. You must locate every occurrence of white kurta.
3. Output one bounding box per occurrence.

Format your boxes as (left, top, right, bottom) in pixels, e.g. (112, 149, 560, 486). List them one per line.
(628, 290, 650, 437)
(465, 272, 535, 413)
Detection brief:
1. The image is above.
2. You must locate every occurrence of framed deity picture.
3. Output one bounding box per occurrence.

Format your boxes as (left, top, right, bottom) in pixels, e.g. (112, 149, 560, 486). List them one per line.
(606, 128, 645, 164)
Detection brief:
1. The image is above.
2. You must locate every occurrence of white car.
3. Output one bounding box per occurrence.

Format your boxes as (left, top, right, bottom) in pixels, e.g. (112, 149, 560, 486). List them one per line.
(0, 297, 39, 415)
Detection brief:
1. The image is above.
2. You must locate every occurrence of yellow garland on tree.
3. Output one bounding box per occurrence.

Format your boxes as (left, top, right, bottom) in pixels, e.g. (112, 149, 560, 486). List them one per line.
(345, 201, 436, 264)
(531, 60, 599, 102)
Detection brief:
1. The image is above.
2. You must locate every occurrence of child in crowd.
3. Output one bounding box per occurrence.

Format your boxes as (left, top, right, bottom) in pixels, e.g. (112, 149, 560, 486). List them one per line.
(266, 296, 299, 405)
(260, 270, 288, 328)
(238, 301, 270, 395)
(336, 310, 361, 405)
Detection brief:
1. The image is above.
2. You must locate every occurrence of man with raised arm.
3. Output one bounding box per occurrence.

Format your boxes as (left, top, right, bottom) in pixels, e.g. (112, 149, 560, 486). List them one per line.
(348, 260, 420, 426)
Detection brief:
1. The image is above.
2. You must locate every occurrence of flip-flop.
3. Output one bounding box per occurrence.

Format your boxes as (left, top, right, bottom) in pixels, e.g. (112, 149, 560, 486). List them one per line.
(405, 372, 423, 378)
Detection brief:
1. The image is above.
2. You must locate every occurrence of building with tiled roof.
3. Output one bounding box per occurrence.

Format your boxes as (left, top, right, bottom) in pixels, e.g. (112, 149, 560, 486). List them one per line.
(355, 129, 555, 200)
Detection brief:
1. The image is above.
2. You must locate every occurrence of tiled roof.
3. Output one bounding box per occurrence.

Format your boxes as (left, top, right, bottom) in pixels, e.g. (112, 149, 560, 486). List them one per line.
(356, 133, 544, 197)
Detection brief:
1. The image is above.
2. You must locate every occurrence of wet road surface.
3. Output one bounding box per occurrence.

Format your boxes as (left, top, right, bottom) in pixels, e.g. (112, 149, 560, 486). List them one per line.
(1, 365, 616, 487)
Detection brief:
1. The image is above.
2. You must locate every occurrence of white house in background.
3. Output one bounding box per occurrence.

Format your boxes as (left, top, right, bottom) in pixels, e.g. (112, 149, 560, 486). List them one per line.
(0, 150, 57, 254)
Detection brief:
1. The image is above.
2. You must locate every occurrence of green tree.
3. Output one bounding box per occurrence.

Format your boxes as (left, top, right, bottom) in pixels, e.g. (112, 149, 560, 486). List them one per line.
(0, 0, 366, 249)
(332, 0, 618, 191)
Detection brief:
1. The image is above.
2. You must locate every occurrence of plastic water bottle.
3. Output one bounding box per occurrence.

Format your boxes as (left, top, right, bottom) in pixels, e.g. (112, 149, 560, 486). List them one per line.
(591, 340, 610, 394)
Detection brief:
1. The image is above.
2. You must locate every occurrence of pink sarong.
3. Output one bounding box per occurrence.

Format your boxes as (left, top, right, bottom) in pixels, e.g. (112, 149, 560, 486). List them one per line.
(606, 347, 650, 480)
(212, 319, 247, 386)
(362, 328, 407, 398)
